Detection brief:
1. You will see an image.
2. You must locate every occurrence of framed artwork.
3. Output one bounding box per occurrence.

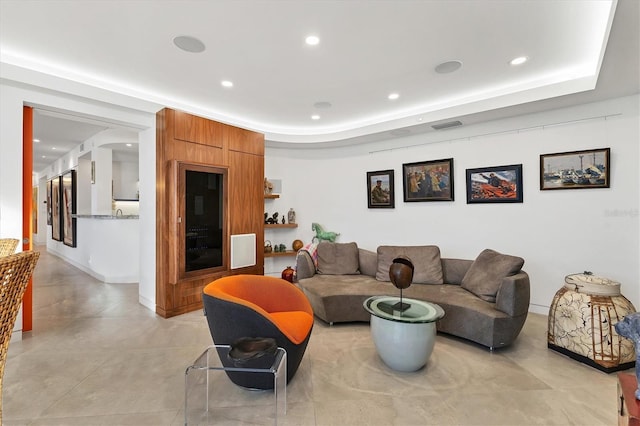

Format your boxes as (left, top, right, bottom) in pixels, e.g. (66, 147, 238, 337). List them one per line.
(466, 164, 523, 203)
(32, 187, 38, 233)
(46, 179, 52, 225)
(51, 176, 62, 241)
(540, 147, 610, 190)
(402, 158, 454, 202)
(367, 170, 395, 208)
(62, 170, 77, 247)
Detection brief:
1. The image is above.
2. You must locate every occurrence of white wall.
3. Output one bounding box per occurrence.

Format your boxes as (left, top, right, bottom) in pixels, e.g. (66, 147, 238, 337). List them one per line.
(265, 95, 640, 313)
(113, 161, 139, 200)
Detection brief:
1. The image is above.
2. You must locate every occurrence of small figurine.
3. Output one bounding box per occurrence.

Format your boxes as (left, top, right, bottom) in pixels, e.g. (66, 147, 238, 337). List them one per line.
(311, 222, 340, 242)
(264, 212, 269, 224)
(266, 212, 279, 224)
(288, 208, 296, 224)
(281, 216, 286, 224)
(264, 177, 273, 195)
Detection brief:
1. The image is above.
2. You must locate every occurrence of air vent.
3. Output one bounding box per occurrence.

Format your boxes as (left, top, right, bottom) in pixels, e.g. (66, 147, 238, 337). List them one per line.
(431, 120, 462, 130)
(79, 143, 84, 152)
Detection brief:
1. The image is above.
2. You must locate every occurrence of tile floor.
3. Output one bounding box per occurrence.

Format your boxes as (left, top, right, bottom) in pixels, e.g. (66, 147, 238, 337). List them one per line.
(3, 248, 633, 425)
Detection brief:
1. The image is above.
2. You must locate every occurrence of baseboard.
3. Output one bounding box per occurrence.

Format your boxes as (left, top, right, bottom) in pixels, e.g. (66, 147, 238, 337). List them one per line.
(548, 343, 636, 373)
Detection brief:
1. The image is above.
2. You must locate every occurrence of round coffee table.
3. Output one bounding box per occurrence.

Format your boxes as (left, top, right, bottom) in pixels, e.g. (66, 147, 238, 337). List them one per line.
(363, 296, 445, 372)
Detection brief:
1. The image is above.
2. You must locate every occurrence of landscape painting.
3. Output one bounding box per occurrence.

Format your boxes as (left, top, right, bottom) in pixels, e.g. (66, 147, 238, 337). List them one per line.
(540, 148, 610, 190)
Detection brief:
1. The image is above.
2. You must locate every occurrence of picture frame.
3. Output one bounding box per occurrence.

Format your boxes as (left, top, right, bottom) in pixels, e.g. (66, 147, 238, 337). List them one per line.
(540, 147, 610, 190)
(402, 158, 454, 202)
(51, 176, 62, 241)
(466, 164, 523, 203)
(367, 169, 395, 208)
(32, 187, 38, 233)
(46, 179, 52, 226)
(62, 170, 77, 247)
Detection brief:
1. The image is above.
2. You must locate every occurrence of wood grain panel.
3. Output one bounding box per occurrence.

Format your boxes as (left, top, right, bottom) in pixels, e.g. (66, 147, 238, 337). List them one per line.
(156, 108, 265, 318)
(174, 110, 224, 148)
(229, 150, 264, 276)
(227, 125, 265, 155)
(155, 109, 169, 315)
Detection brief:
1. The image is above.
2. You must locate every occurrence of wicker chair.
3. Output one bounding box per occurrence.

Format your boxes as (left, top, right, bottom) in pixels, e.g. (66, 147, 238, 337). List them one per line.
(0, 250, 40, 423)
(0, 239, 19, 257)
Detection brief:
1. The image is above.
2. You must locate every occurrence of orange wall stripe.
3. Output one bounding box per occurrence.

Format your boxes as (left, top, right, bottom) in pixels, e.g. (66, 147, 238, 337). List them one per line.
(22, 106, 33, 331)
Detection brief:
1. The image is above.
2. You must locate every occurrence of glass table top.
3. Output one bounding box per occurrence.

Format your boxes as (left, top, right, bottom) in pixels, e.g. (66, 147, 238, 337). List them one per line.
(363, 295, 445, 323)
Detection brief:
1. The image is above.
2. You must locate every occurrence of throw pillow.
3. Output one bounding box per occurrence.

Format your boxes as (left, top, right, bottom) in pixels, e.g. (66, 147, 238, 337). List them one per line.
(316, 242, 360, 275)
(376, 245, 444, 284)
(461, 249, 524, 302)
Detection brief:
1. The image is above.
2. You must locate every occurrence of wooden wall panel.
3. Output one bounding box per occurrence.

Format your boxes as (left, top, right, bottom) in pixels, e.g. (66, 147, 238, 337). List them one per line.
(173, 110, 224, 148)
(156, 108, 264, 318)
(227, 125, 265, 156)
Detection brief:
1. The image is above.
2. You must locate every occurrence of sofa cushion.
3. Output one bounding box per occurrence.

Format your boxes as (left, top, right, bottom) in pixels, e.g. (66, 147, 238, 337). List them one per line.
(461, 249, 524, 302)
(317, 242, 360, 275)
(376, 245, 443, 284)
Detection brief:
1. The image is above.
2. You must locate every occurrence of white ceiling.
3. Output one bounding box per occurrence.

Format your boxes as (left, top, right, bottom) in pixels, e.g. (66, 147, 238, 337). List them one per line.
(1, 0, 638, 170)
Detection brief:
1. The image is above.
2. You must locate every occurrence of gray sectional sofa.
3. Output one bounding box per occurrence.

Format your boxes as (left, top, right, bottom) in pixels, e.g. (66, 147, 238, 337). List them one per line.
(295, 242, 530, 349)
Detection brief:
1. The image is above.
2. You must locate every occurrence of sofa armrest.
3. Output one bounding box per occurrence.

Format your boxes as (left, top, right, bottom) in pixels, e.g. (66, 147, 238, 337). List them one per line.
(495, 271, 530, 317)
(295, 250, 316, 280)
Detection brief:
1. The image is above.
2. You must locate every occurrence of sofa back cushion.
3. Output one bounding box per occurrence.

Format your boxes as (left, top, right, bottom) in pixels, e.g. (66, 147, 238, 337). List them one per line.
(376, 245, 443, 284)
(461, 249, 524, 302)
(317, 242, 360, 275)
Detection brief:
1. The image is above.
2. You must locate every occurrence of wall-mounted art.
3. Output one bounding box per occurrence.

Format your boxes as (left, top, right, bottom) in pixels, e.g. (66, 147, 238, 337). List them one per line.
(46, 179, 52, 225)
(466, 164, 523, 204)
(402, 158, 454, 202)
(367, 169, 395, 208)
(51, 176, 62, 241)
(540, 147, 610, 190)
(62, 170, 77, 247)
(32, 186, 38, 233)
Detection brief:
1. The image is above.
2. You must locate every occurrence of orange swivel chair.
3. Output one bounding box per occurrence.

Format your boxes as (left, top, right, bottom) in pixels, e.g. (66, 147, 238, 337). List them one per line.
(202, 275, 314, 389)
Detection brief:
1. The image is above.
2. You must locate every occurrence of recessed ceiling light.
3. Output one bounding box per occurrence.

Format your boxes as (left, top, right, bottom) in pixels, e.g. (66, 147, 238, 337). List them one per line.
(126, 143, 132, 147)
(173, 35, 206, 53)
(33, 138, 40, 143)
(51, 147, 57, 150)
(388, 93, 399, 100)
(311, 115, 320, 120)
(510, 56, 529, 66)
(435, 60, 463, 74)
(305, 35, 320, 46)
(221, 80, 233, 88)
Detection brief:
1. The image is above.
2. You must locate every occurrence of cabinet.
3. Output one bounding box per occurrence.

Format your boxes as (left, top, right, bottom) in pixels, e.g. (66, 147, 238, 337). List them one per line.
(156, 108, 264, 318)
(264, 195, 297, 257)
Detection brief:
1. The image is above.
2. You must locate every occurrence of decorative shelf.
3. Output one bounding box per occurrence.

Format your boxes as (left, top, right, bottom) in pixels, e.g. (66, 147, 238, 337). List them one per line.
(265, 224, 297, 229)
(265, 251, 297, 258)
(264, 194, 280, 199)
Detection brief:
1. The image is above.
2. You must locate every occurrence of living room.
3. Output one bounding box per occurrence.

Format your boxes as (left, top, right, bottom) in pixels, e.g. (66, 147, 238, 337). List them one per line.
(0, 1, 638, 424)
